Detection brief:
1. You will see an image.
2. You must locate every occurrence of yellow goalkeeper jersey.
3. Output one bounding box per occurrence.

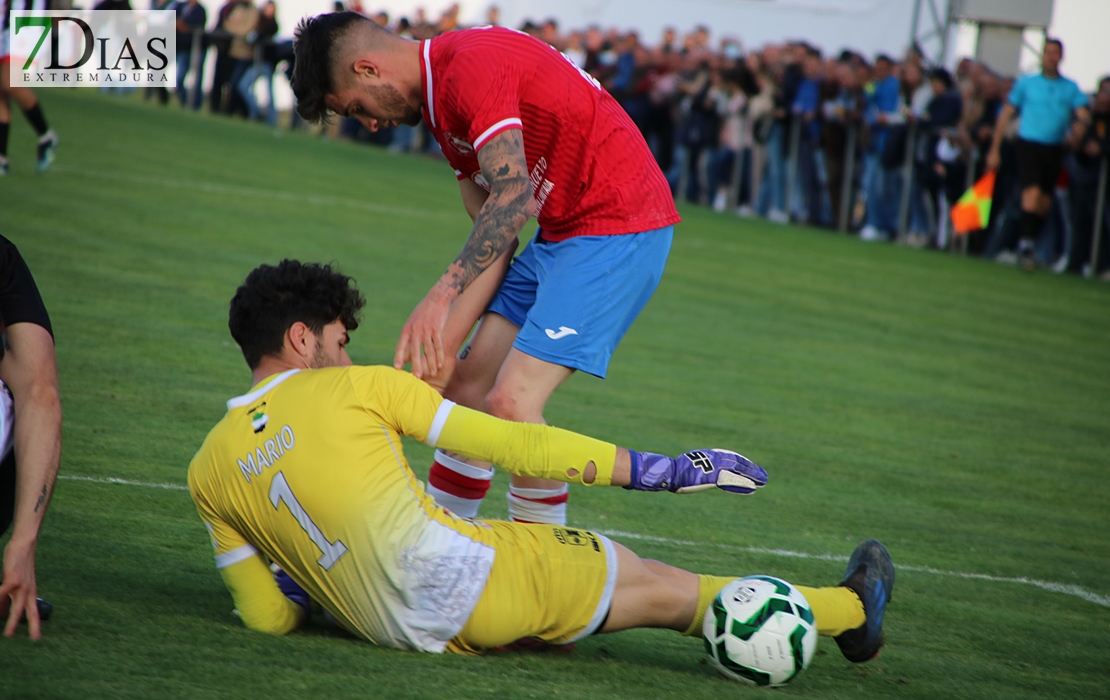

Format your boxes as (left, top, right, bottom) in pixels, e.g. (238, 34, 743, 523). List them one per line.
(188, 365, 617, 652)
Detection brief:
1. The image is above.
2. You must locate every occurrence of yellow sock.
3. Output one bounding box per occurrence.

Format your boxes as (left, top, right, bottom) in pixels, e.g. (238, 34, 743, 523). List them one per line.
(684, 575, 736, 636)
(685, 578, 866, 638)
(795, 586, 865, 637)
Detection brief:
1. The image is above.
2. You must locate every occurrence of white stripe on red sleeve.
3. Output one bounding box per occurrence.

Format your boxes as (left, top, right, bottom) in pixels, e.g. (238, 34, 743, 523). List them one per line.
(422, 40, 437, 128)
(473, 118, 523, 151)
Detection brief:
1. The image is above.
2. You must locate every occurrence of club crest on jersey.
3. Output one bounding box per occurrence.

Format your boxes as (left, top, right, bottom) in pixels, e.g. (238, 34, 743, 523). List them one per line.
(684, 450, 714, 474)
(444, 132, 474, 155)
(553, 528, 600, 551)
(247, 401, 269, 433)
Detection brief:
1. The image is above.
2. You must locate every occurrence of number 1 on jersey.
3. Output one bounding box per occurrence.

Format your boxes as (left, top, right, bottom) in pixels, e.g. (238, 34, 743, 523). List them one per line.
(269, 471, 348, 570)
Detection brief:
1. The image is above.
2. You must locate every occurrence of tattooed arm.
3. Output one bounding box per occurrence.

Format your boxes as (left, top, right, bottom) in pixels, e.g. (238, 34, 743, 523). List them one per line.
(422, 232, 517, 395)
(418, 178, 517, 392)
(0, 322, 62, 640)
(395, 129, 535, 378)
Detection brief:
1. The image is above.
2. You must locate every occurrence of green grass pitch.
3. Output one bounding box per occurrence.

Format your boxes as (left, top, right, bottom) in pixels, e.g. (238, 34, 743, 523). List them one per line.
(1, 90, 1108, 699)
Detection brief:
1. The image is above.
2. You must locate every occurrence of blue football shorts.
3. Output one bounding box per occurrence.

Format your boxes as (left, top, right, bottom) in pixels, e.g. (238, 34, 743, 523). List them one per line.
(486, 226, 673, 378)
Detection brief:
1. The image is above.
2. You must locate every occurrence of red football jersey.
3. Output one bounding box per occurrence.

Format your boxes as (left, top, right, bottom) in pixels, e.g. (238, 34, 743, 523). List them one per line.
(419, 27, 680, 242)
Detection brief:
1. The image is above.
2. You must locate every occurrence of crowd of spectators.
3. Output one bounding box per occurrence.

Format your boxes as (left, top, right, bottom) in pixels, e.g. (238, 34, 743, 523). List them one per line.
(157, 2, 1110, 278)
(170, 0, 286, 123)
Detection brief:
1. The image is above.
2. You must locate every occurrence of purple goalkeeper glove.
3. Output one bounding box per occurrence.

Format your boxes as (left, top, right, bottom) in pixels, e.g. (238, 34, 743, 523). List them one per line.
(274, 568, 311, 619)
(625, 449, 768, 494)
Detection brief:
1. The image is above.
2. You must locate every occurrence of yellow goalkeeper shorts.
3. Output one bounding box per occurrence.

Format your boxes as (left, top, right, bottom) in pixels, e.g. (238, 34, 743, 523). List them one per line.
(448, 521, 617, 654)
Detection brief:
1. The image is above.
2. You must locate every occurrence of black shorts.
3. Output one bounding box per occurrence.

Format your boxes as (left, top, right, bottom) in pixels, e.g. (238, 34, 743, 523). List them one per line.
(1015, 138, 1065, 194)
(0, 450, 14, 536)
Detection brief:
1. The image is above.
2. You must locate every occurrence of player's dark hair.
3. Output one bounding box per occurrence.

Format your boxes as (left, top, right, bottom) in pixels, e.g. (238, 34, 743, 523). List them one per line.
(1044, 37, 1064, 55)
(292, 11, 373, 124)
(229, 260, 366, 369)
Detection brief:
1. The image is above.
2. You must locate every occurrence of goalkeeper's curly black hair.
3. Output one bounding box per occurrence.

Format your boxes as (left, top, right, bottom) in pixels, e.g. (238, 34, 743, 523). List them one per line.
(229, 260, 366, 369)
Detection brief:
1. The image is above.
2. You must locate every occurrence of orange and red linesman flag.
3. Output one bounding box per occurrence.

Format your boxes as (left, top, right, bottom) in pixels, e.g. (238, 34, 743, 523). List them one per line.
(950, 170, 996, 235)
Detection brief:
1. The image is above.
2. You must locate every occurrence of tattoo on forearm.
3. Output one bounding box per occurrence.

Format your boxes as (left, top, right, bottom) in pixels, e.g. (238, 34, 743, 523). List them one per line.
(445, 130, 533, 294)
(34, 484, 48, 513)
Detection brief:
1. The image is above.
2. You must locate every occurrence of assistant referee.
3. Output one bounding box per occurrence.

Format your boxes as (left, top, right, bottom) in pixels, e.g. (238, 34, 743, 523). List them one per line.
(987, 38, 1091, 271)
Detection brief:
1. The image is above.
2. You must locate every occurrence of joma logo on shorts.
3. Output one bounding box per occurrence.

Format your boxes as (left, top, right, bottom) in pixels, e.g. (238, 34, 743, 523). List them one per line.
(545, 326, 578, 340)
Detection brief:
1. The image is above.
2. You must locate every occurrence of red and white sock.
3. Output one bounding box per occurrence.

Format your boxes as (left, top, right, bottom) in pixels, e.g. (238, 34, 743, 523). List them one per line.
(507, 484, 569, 525)
(426, 450, 492, 519)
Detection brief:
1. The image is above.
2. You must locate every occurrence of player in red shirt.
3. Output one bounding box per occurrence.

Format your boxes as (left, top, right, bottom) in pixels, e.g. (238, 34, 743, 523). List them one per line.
(291, 14, 680, 525)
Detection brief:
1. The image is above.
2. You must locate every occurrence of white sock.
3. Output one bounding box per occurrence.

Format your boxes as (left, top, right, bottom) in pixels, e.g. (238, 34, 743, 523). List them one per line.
(507, 484, 569, 525)
(425, 449, 492, 519)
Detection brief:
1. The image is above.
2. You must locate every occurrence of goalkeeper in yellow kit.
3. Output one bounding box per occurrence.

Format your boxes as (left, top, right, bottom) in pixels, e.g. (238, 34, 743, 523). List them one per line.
(188, 260, 893, 662)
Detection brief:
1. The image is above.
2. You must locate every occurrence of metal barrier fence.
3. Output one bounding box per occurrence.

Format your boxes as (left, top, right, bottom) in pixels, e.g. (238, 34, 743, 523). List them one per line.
(1091, 155, 1108, 278)
(896, 123, 917, 241)
(784, 118, 801, 222)
(734, 114, 1109, 277)
(177, 42, 1110, 274)
(959, 144, 977, 255)
(837, 124, 858, 234)
(189, 29, 203, 109)
(183, 28, 272, 115)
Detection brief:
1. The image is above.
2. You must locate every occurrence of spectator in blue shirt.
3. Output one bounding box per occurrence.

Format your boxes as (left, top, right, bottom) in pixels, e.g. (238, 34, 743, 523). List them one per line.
(860, 54, 902, 240)
(791, 48, 825, 224)
(986, 38, 1092, 271)
(868, 56, 902, 141)
(174, 0, 209, 110)
(792, 52, 821, 140)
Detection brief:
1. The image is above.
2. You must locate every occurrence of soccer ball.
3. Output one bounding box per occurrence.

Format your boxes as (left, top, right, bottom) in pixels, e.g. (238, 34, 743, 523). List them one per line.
(702, 575, 817, 687)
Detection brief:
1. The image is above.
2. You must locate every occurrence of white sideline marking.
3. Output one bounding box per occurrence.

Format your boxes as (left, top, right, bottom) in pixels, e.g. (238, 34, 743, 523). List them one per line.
(893, 566, 1110, 608)
(600, 529, 1110, 608)
(57, 475, 1110, 608)
(52, 167, 457, 221)
(599, 529, 850, 562)
(59, 474, 188, 491)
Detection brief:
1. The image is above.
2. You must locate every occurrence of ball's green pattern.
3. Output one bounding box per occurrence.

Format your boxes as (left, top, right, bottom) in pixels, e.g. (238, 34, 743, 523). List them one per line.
(703, 576, 817, 687)
(714, 639, 773, 686)
(730, 596, 793, 641)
